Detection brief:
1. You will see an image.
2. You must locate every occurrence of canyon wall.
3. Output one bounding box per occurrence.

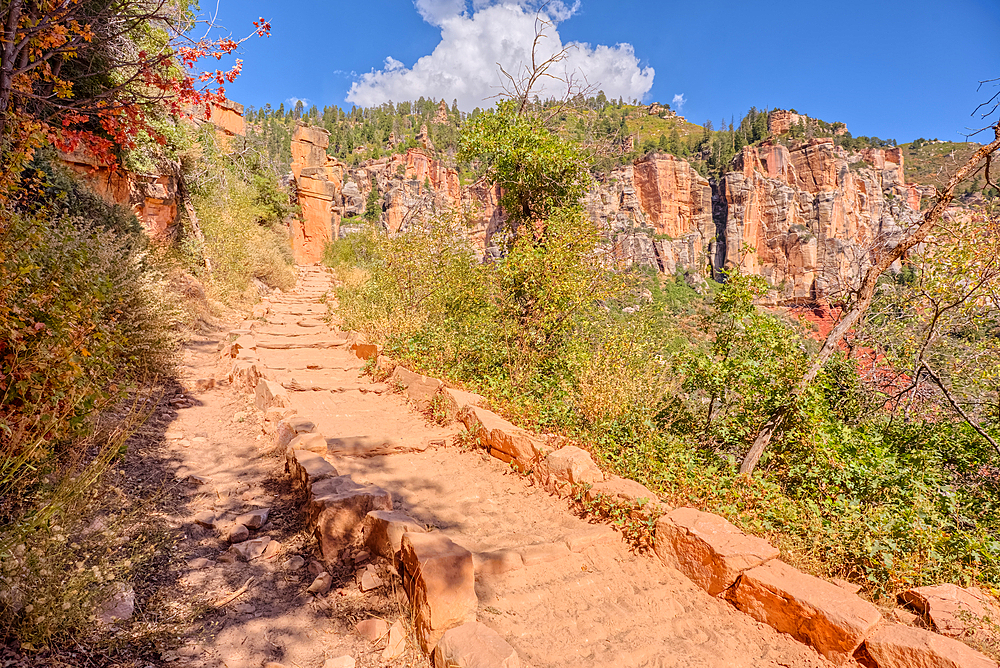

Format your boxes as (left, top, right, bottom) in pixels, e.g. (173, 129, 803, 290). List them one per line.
(582, 141, 924, 302)
(58, 100, 245, 240)
(584, 154, 715, 275)
(716, 140, 921, 300)
(293, 121, 926, 302)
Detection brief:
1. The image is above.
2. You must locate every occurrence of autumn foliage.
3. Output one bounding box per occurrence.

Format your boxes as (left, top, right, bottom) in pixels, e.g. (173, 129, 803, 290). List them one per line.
(0, 0, 270, 212)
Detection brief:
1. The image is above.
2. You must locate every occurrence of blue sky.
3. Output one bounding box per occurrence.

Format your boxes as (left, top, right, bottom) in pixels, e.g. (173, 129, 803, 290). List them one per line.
(211, 0, 1000, 143)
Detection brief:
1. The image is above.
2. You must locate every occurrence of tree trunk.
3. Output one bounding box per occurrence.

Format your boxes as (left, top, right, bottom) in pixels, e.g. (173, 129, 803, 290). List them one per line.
(740, 126, 1000, 476)
(174, 163, 212, 277)
(0, 0, 25, 144)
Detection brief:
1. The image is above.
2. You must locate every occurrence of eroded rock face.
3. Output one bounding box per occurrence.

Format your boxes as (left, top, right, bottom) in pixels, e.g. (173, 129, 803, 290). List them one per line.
(290, 123, 343, 264)
(584, 158, 715, 276)
(347, 148, 461, 234)
(716, 140, 921, 301)
(289, 119, 924, 300)
(633, 153, 714, 239)
(58, 100, 243, 241)
(209, 100, 246, 139)
(768, 110, 807, 136)
(58, 147, 178, 239)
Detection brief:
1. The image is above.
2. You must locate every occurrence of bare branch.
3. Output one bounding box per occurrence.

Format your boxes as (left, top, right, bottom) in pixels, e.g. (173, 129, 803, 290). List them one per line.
(921, 361, 1000, 457)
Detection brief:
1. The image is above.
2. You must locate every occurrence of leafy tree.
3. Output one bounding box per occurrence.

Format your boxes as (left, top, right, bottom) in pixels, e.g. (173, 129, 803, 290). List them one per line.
(0, 0, 270, 207)
(458, 99, 589, 243)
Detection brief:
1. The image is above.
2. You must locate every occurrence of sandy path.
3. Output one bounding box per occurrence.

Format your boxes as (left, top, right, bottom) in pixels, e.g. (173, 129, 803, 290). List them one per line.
(244, 267, 836, 668)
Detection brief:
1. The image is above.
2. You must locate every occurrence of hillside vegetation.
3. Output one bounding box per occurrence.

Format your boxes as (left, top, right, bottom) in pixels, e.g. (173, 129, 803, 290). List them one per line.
(901, 139, 999, 197)
(250, 96, 916, 181)
(324, 99, 1000, 609)
(0, 3, 290, 653)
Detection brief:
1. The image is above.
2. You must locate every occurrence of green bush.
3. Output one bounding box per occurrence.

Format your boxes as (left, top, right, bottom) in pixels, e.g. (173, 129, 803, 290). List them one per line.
(0, 209, 178, 516)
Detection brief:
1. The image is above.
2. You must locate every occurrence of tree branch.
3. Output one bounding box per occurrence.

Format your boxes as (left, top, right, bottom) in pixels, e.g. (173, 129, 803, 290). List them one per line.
(740, 123, 1000, 475)
(921, 361, 1000, 457)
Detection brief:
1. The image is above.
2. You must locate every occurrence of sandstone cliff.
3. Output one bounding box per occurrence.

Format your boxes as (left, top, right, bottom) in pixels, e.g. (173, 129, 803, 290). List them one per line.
(716, 140, 921, 300)
(290, 124, 342, 264)
(290, 123, 465, 264)
(583, 155, 714, 275)
(292, 119, 926, 299)
(57, 100, 246, 241)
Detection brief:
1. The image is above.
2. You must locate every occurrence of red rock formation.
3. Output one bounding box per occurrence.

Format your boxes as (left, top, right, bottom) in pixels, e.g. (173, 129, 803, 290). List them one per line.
(632, 153, 712, 238)
(57, 97, 248, 240)
(291, 124, 342, 264)
(291, 124, 330, 181)
(346, 148, 462, 235)
(209, 100, 246, 137)
(582, 156, 715, 275)
(58, 146, 178, 239)
(433, 100, 449, 125)
(718, 141, 921, 301)
(768, 110, 807, 136)
(395, 149, 460, 206)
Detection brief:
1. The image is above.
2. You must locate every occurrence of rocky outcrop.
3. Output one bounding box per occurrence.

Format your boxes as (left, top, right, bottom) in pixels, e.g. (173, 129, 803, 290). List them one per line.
(715, 140, 922, 301)
(290, 123, 346, 264)
(208, 99, 246, 138)
(583, 156, 715, 275)
(768, 110, 807, 136)
(58, 146, 179, 239)
(288, 120, 925, 302)
(433, 100, 450, 125)
(58, 99, 246, 240)
(344, 148, 460, 234)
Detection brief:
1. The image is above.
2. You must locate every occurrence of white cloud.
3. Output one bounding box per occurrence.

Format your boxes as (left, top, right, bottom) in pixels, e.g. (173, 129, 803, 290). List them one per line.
(286, 97, 310, 108)
(672, 93, 685, 112)
(384, 57, 405, 71)
(348, 2, 653, 111)
(414, 0, 468, 27)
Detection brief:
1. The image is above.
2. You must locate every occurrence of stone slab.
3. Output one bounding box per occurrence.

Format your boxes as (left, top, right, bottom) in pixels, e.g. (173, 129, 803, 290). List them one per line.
(310, 476, 392, 560)
(654, 507, 779, 596)
(362, 510, 427, 561)
(728, 560, 882, 664)
(401, 532, 477, 652)
(433, 621, 521, 668)
(863, 624, 998, 668)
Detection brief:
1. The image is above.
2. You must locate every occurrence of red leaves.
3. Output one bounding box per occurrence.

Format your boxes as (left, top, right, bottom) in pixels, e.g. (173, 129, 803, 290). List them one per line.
(253, 18, 271, 37)
(2, 7, 271, 195)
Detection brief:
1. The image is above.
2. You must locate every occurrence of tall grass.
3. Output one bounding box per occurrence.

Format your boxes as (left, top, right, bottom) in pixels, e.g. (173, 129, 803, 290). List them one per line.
(185, 125, 296, 305)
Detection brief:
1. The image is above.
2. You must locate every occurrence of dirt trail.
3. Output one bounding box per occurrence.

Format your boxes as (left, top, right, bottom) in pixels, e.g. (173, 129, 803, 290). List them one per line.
(151, 266, 836, 668)
(256, 267, 834, 668)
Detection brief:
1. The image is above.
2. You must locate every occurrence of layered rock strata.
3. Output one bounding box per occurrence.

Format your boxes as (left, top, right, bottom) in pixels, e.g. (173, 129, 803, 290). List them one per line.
(292, 121, 925, 300)
(716, 140, 922, 300)
(290, 123, 345, 264)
